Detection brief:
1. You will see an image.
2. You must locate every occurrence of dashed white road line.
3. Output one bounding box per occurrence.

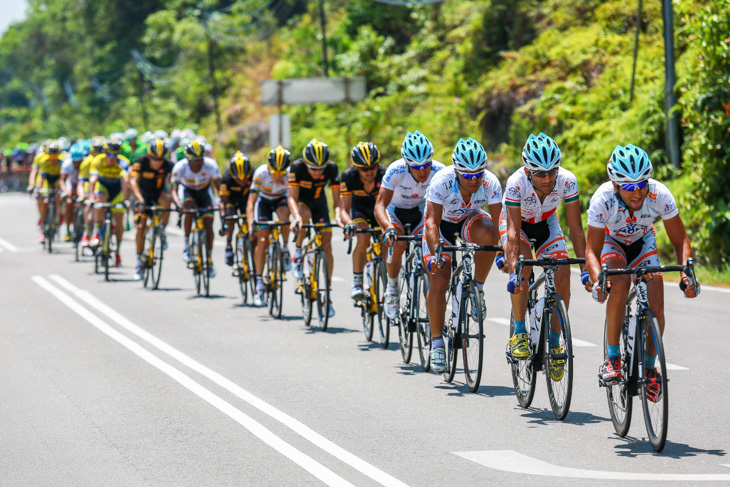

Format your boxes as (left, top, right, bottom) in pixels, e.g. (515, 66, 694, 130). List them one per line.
(455, 450, 730, 481)
(0, 236, 18, 252)
(44, 274, 411, 487)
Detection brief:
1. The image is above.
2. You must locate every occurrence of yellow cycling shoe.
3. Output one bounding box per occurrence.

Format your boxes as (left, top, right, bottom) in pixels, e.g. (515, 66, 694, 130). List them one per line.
(549, 346, 565, 382)
(509, 332, 530, 359)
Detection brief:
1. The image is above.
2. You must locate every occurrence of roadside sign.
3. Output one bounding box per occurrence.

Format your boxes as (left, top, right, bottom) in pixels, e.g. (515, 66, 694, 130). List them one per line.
(261, 77, 366, 106)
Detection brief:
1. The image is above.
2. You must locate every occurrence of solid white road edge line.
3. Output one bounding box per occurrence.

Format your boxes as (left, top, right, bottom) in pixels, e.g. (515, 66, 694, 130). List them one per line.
(454, 450, 730, 481)
(33, 276, 356, 487)
(48, 274, 411, 487)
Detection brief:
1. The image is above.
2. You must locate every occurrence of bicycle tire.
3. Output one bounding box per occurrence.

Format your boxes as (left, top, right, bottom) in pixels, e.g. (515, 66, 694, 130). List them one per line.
(639, 309, 668, 452)
(397, 265, 413, 361)
(245, 238, 257, 303)
(268, 245, 281, 317)
(47, 197, 56, 253)
(315, 250, 331, 331)
(103, 220, 112, 282)
(604, 315, 633, 438)
(509, 310, 537, 408)
(201, 229, 210, 297)
(301, 275, 313, 326)
(360, 277, 375, 341)
(192, 232, 201, 295)
(415, 271, 431, 372)
(443, 288, 458, 382)
(234, 235, 248, 303)
(73, 206, 83, 262)
(462, 281, 484, 393)
(545, 296, 573, 420)
(373, 259, 389, 348)
(151, 230, 164, 290)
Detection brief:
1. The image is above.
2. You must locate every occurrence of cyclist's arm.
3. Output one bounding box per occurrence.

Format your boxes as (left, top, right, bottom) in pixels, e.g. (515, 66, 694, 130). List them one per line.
(288, 184, 301, 225)
(170, 182, 182, 208)
(121, 177, 130, 202)
(27, 166, 37, 190)
(585, 225, 605, 285)
(331, 185, 343, 227)
(663, 213, 695, 280)
(505, 204, 523, 274)
(129, 175, 144, 202)
(564, 199, 588, 274)
(212, 178, 221, 198)
(218, 190, 228, 221)
(59, 173, 68, 192)
(89, 175, 99, 197)
(246, 191, 257, 232)
(374, 188, 394, 230)
(340, 194, 353, 226)
(76, 179, 85, 200)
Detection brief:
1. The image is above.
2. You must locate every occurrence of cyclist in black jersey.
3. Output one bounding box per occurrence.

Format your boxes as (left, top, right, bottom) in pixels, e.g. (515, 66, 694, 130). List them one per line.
(130, 139, 173, 280)
(340, 142, 386, 300)
(288, 139, 342, 317)
(220, 152, 253, 274)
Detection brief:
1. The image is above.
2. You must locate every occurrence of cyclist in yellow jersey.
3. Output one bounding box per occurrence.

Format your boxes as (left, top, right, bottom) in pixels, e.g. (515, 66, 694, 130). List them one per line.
(79, 138, 105, 246)
(89, 138, 130, 267)
(35, 141, 66, 244)
(27, 140, 54, 235)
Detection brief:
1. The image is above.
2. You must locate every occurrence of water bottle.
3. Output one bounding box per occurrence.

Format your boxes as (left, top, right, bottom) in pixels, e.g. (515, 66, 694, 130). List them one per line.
(364, 260, 373, 289)
(626, 315, 637, 356)
(451, 285, 462, 330)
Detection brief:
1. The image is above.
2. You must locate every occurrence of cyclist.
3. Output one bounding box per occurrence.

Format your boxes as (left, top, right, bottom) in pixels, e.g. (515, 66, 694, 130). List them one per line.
(340, 142, 386, 300)
(587, 144, 699, 398)
(218, 151, 254, 294)
(171, 140, 221, 278)
(79, 137, 105, 246)
(289, 139, 342, 317)
(423, 137, 503, 372)
(122, 128, 138, 161)
(247, 145, 293, 305)
(503, 133, 590, 367)
(374, 130, 445, 319)
(35, 141, 65, 244)
(129, 139, 174, 281)
(59, 144, 85, 242)
(89, 138, 131, 267)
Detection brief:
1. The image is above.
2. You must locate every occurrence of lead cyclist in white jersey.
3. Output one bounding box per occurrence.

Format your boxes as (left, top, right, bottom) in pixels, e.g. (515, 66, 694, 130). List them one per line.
(374, 130, 445, 319)
(586, 144, 699, 397)
(502, 133, 591, 366)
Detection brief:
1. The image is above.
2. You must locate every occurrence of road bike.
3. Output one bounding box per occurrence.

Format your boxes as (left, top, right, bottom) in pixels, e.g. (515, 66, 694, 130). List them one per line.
(507, 256, 585, 420)
(38, 188, 62, 253)
(295, 223, 339, 331)
(93, 202, 126, 281)
(72, 198, 88, 262)
(139, 205, 174, 290)
(436, 239, 503, 392)
(597, 258, 698, 452)
(222, 212, 256, 304)
(254, 220, 290, 318)
(346, 226, 387, 346)
(183, 207, 214, 297)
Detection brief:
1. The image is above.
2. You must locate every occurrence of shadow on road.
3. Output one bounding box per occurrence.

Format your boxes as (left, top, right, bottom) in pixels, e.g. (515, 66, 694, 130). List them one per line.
(188, 294, 229, 300)
(434, 382, 516, 398)
(613, 436, 727, 458)
(304, 326, 357, 335)
(518, 407, 609, 426)
(357, 342, 395, 352)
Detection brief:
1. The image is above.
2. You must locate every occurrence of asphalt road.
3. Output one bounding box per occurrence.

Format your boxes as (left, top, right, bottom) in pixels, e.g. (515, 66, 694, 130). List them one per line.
(1, 192, 729, 486)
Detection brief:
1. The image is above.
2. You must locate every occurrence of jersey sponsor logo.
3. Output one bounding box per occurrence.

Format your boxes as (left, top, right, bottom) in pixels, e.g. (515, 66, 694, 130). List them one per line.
(563, 180, 577, 192)
(300, 181, 313, 189)
(648, 191, 658, 200)
(664, 202, 676, 213)
(142, 171, 155, 179)
(524, 195, 537, 206)
(507, 187, 521, 197)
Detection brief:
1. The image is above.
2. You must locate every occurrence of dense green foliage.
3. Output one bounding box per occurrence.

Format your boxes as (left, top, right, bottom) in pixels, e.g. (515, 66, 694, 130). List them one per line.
(1, 0, 728, 267)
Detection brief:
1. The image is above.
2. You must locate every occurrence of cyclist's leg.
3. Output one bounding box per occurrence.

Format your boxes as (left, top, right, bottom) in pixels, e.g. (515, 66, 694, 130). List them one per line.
(135, 204, 148, 255)
(352, 219, 370, 274)
(462, 210, 497, 283)
(322, 230, 334, 280)
(224, 204, 236, 245)
(255, 227, 270, 274)
(383, 204, 407, 281)
(109, 189, 125, 249)
(422, 232, 452, 368)
(275, 201, 291, 242)
(294, 202, 312, 247)
(158, 191, 172, 228)
(535, 215, 571, 335)
(627, 232, 665, 352)
(93, 187, 109, 238)
(64, 194, 74, 233)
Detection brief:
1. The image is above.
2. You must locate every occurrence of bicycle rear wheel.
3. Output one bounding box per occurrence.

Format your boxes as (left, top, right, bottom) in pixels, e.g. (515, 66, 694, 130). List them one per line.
(47, 199, 56, 253)
(192, 232, 202, 295)
(416, 272, 431, 372)
(245, 238, 257, 302)
(544, 296, 573, 420)
(373, 259, 389, 348)
(462, 282, 484, 393)
(201, 230, 210, 297)
(639, 309, 668, 452)
(397, 266, 413, 361)
(509, 310, 537, 408)
(73, 207, 84, 261)
(103, 221, 112, 282)
(314, 251, 331, 331)
(604, 316, 633, 438)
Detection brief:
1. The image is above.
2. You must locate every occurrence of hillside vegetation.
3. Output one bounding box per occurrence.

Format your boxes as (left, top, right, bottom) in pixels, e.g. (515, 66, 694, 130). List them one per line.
(0, 0, 728, 269)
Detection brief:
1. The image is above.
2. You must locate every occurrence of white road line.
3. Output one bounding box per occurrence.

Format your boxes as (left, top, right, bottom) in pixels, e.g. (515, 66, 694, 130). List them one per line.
(486, 317, 598, 348)
(332, 276, 345, 282)
(48, 274, 410, 487)
(455, 450, 730, 481)
(487, 317, 511, 327)
(666, 363, 689, 371)
(0, 236, 18, 252)
(33, 276, 356, 487)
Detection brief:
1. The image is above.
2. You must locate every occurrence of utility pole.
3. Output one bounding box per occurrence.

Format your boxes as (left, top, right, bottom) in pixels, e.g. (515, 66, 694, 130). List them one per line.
(318, 0, 329, 77)
(661, 0, 680, 168)
(203, 12, 223, 136)
(138, 70, 149, 129)
(629, 0, 643, 105)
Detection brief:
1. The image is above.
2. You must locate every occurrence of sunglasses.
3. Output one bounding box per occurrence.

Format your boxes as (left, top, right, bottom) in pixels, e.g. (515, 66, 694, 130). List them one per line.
(190, 157, 203, 162)
(358, 166, 378, 172)
(308, 166, 325, 172)
(106, 153, 119, 159)
(530, 168, 558, 178)
(408, 160, 432, 171)
(619, 180, 648, 191)
(271, 170, 287, 177)
(458, 170, 484, 180)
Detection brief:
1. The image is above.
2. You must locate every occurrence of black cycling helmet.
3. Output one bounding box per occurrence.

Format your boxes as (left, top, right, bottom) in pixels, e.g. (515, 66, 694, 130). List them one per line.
(350, 141, 380, 168)
(268, 145, 291, 173)
(303, 139, 329, 168)
(90, 137, 105, 154)
(147, 138, 169, 158)
(185, 140, 205, 159)
(105, 138, 122, 154)
(229, 151, 252, 180)
(46, 141, 61, 155)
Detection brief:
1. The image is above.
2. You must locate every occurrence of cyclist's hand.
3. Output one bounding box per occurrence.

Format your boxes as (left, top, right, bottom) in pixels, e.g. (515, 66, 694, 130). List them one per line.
(495, 254, 506, 272)
(383, 228, 396, 245)
(507, 272, 525, 294)
(248, 229, 256, 242)
(592, 280, 610, 303)
(426, 255, 444, 275)
(343, 224, 356, 241)
(679, 276, 700, 298)
(218, 223, 228, 237)
(581, 271, 592, 292)
(124, 200, 131, 209)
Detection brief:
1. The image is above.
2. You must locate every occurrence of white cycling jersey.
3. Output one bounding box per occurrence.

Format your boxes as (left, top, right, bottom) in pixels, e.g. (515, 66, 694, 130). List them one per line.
(252, 164, 288, 200)
(503, 167, 579, 223)
(381, 158, 445, 209)
(60, 159, 79, 186)
(171, 157, 220, 190)
(587, 179, 679, 245)
(426, 166, 502, 223)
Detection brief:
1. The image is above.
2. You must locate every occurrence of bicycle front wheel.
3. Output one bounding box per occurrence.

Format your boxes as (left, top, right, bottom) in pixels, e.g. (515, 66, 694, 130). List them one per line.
(192, 232, 201, 295)
(268, 245, 282, 318)
(544, 296, 573, 420)
(416, 272, 431, 372)
(373, 259, 389, 348)
(397, 266, 413, 361)
(462, 282, 484, 393)
(201, 230, 210, 297)
(314, 251, 331, 331)
(509, 311, 537, 408)
(151, 230, 164, 289)
(47, 199, 56, 253)
(604, 316, 633, 438)
(639, 309, 668, 452)
(103, 222, 112, 282)
(443, 288, 458, 382)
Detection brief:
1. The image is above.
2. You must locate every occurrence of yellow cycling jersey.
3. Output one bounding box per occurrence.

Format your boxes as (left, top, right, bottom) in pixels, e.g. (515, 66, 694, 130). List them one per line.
(78, 154, 97, 181)
(37, 154, 64, 177)
(89, 153, 128, 184)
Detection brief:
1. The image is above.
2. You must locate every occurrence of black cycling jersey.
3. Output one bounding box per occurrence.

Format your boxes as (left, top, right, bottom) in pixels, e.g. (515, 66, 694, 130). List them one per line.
(288, 158, 340, 202)
(340, 164, 385, 210)
(131, 155, 173, 194)
(220, 168, 251, 207)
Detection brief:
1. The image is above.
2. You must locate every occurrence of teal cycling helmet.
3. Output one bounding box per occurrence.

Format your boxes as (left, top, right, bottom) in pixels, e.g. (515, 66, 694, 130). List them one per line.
(522, 132, 561, 172)
(70, 145, 85, 161)
(401, 130, 434, 166)
(607, 144, 653, 183)
(451, 137, 487, 172)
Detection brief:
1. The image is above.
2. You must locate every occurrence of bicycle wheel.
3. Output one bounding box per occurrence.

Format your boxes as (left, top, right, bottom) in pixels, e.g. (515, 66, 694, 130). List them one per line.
(314, 251, 331, 331)
(462, 282, 484, 393)
(245, 238, 258, 302)
(509, 310, 537, 408)
(443, 288, 458, 382)
(103, 221, 112, 282)
(268, 245, 281, 317)
(192, 232, 201, 295)
(373, 259, 389, 348)
(73, 207, 83, 262)
(300, 276, 313, 326)
(544, 296, 573, 420)
(201, 229, 210, 297)
(361, 265, 374, 342)
(639, 309, 668, 452)
(151, 230, 164, 290)
(416, 271, 431, 372)
(234, 235, 248, 303)
(47, 199, 56, 253)
(604, 316, 633, 438)
(397, 266, 413, 361)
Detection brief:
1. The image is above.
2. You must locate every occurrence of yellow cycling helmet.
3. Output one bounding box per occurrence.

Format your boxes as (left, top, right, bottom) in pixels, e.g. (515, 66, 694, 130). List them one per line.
(147, 139, 168, 158)
(185, 140, 205, 159)
(229, 151, 252, 180)
(303, 139, 329, 168)
(350, 142, 380, 168)
(268, 145, 291, 173)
